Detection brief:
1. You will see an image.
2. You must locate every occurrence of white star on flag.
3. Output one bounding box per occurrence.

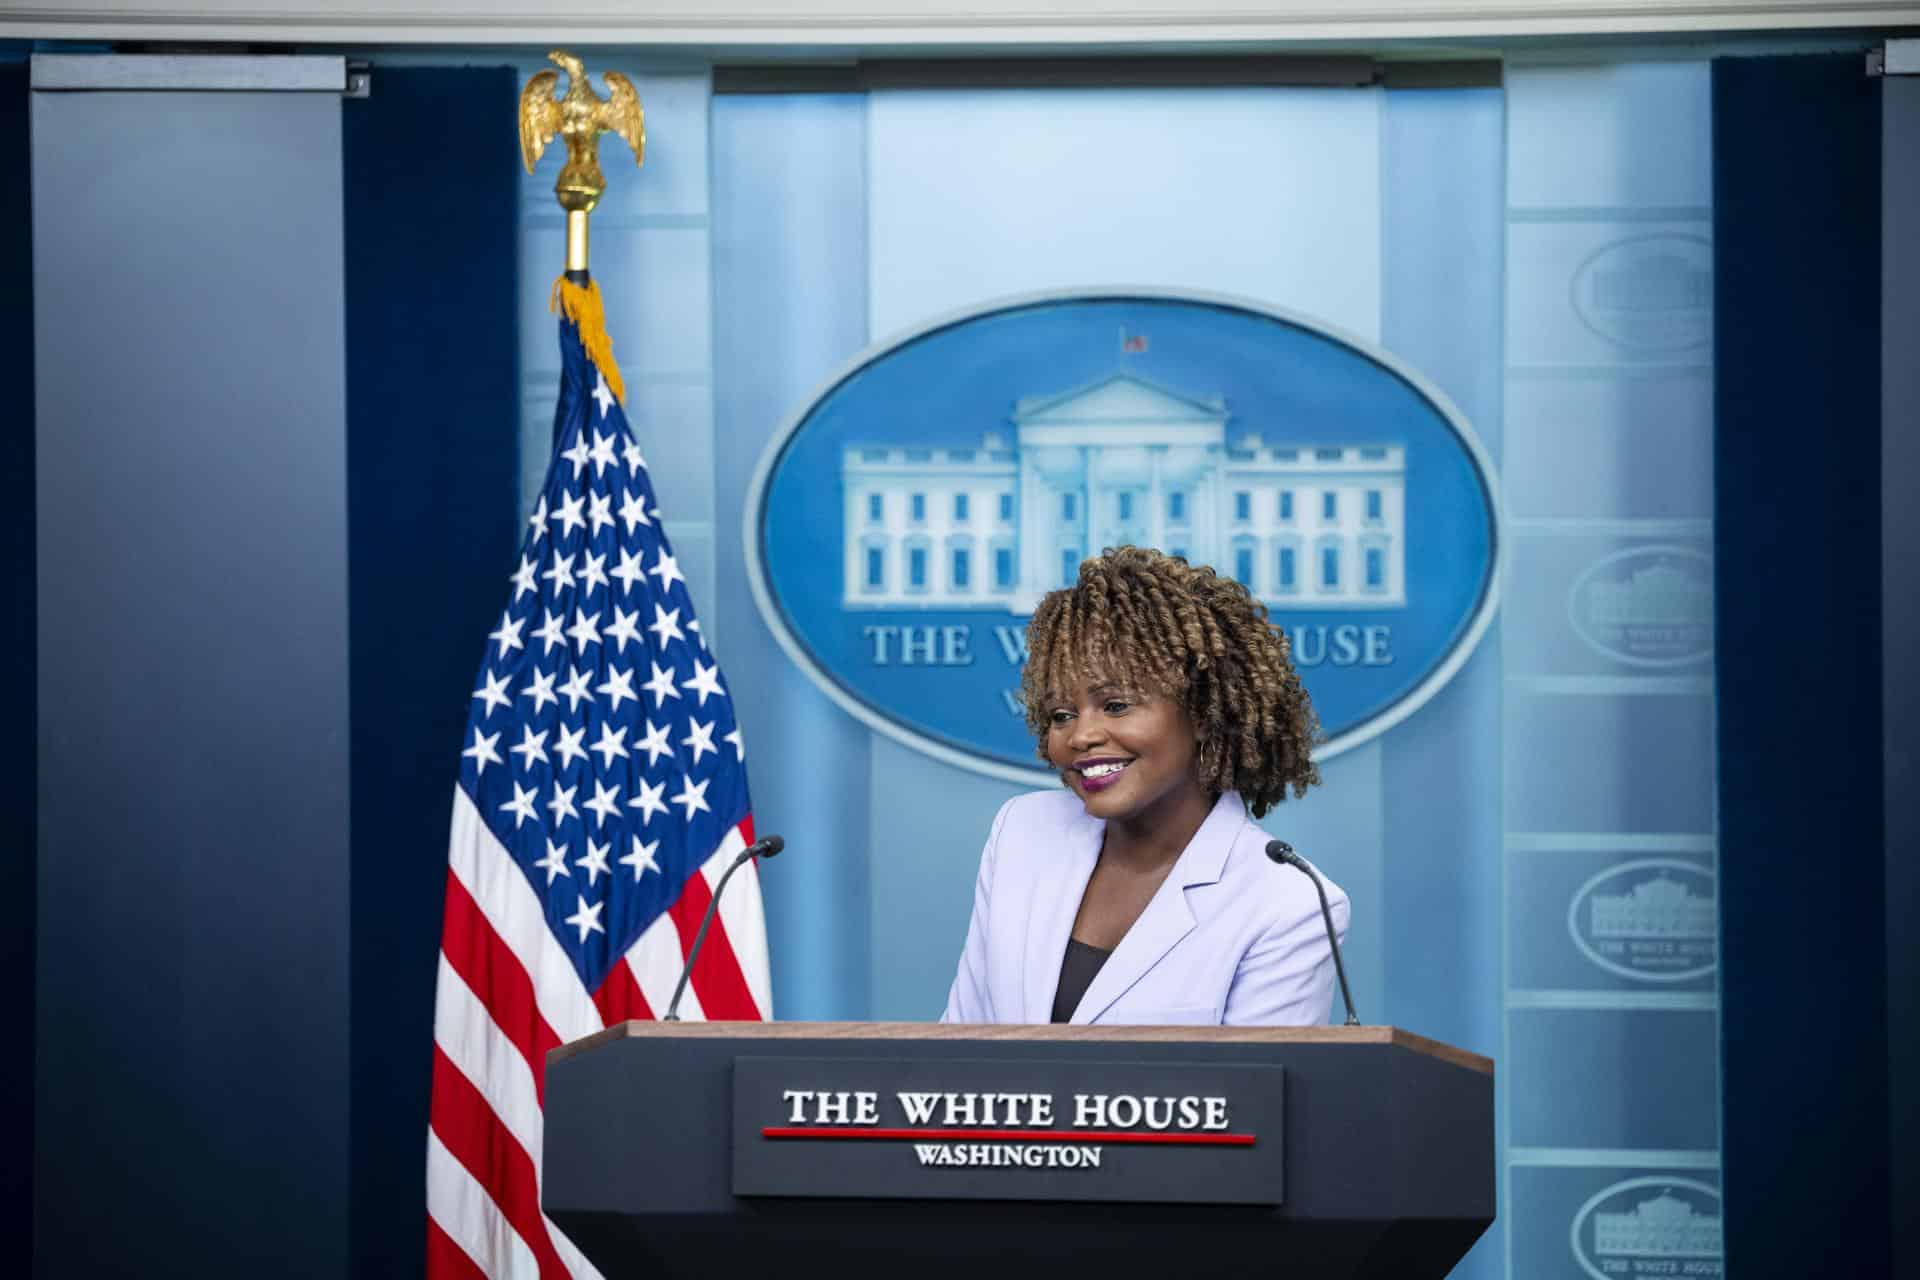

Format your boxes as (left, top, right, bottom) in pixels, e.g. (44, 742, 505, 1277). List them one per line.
(488, 612, 524, 658)
(683, 658, 724, 706)
(637, 719, 673, 766)
(620, 835, 661, 880)
(564, 895, 605, 942)
(543, 551, 576, 593)
(598, 665, 638, 712)
(618, 488, 650, 533)
(533, 838, 571, 885)
(560, 435, 591, 479)
(552, 722, 589, 770)
(671, 776, 711, 820)
(643, 661, 681, 707)
(588, 431, 619, 477)
(629, 776, 668, 825)
(568, 608, 602, 653)
(557, 667, 594, 712)
(533, 608, 568, 655)
(462, 727, 503, 776)
(612, 545, 646, 592)
(471, 670, 512, 717)
(521, 667, 558, 713)
(584, 780, 623, 828)
(499, 781, 539, 829)
(591, 370, 617, 418)
(576, 837, 612, 886)
(509, 725, 549, 770)
(550, 490, 586, 537)
(683, 718, 717, 764)
(510, 554, 539, 601)
(648, 603, 685, 648)
(648, 550, 685, 593)
(546, 780, 580, 827)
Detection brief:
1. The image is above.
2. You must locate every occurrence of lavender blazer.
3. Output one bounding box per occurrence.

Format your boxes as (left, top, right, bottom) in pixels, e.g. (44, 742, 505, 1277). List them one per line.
(940, 789, 1350, 1026)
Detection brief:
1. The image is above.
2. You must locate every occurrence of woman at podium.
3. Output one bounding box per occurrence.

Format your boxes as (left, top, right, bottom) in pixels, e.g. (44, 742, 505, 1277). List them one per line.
(942, 546, 1349, 1027)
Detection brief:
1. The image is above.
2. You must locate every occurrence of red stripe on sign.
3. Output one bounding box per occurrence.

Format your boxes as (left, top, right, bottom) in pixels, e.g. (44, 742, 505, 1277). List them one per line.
(429, 1046, 572, 1280)
(761, 1127, 1256, 1147)
(592, 956, 655, 1026)
(668, 872, 762, 1020)
(439, 868, 563, 1100)
(426, 1215, 490, 1280)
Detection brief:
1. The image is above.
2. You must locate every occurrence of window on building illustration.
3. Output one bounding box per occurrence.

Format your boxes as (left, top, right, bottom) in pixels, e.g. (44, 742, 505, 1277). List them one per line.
(1360, 446, 1387, 461)
(995, 547, 1014, 589)
(909, 547, 928, 589)
(1062, 493, 1078, 522)
(911, 493, 926, 522)
(866, 547, 885, 590)
(1366, 490, 1382, 522)
(905, 448, 933, 462)
(1322, 491, 1337, 520)
(948, 449, 975, 462)
(1278, 546, 1297, 591)
(1234, 546, 1254, 587)
(1279, 491, 1293, 520)
(953, 547, 971, 589)
(1169, 491, 1186, 521)
(1118, 491, 1134, 521)
(955, 493, 970, 522)
(999, 492, 1014, 521)
(1365, 547, 1385, 589)
(868, 493, 883, 523)
(1062, 548, 1079, 585)
(1322, 545, 1340, 588)
(861, 448, 888, 462)
(1234, 491, 1251, 521)
(1316, 447, 1343, 462)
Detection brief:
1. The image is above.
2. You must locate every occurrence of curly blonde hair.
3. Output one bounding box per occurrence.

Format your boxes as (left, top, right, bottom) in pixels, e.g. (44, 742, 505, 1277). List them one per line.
(1022, 545, 1321, 817)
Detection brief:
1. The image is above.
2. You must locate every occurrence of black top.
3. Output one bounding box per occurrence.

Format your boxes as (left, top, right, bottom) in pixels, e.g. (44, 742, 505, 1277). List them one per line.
(1050, 938, 1113, 1023)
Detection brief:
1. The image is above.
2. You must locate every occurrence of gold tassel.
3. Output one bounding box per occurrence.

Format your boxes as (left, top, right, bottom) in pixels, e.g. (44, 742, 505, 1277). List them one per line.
(549, 276, 627, 405)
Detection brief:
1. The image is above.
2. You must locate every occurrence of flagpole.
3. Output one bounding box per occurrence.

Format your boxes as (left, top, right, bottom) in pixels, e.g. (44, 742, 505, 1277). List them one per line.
(519, 48, 645, 281)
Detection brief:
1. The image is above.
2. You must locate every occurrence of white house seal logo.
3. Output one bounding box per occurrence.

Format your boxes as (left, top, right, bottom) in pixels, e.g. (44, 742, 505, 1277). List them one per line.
(1568, 545, 1714, 668)
(1570, 233, 1714, 353)
(745, 290, 1501, 783)
(1568, 859, 1717, 983)
(1571, 1177, 1723, 1279)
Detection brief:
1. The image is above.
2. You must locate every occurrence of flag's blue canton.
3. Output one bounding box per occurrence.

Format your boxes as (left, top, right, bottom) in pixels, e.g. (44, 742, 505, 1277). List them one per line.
(458, 321, 749, 994)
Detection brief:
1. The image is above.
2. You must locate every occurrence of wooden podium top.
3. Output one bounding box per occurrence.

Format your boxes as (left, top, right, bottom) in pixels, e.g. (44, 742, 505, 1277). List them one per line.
(550, 1020, 1491, 1075)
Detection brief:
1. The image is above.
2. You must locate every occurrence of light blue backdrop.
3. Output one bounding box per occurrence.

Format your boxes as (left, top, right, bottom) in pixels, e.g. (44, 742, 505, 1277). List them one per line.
(516, 66, 1720, 1280)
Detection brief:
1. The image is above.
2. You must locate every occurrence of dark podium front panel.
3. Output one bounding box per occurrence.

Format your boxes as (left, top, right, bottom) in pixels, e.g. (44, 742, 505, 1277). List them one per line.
(543, 1023, 1493, 1280)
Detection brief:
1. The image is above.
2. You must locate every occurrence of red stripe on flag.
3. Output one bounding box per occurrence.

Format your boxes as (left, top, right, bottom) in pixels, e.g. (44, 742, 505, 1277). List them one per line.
(426, 1215, 490, 1280)
(667, 871, 762, 1020)
(429, 1046, 571, 1280)
(440, 868, 564, 1100)
(592, 956, 654, 1026)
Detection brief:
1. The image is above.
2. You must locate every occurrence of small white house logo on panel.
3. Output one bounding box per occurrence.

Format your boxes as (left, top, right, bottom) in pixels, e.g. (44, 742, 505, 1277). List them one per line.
(1570, 233, 1714, 353)
(1571, 1178, 1723, 1280)
(1568, 859, 1718, 983)
(1569, 545, 1714, 668)
(840, 373, 1407, 615)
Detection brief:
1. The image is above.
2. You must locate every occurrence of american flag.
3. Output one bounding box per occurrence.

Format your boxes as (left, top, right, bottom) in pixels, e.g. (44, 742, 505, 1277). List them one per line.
(426, 303, 770, 1278)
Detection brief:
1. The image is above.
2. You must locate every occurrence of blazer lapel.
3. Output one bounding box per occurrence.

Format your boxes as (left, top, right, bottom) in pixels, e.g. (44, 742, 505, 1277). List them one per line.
(1071, 793, 1247, 1025)
(1024, 806, 1103, 1023)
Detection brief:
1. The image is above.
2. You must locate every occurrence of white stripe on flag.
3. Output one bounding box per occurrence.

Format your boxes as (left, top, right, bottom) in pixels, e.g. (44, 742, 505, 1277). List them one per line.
(699, 824, 773, 1019)
(449, 786, 604, 1044)
(625, 912, 703, 1021)
(427, 1129, 539, 1280)
(434, 955, 543, 1168)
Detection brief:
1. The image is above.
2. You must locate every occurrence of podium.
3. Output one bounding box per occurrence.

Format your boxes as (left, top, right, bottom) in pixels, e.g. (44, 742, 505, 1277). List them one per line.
(544, 1023, 1493, 1279)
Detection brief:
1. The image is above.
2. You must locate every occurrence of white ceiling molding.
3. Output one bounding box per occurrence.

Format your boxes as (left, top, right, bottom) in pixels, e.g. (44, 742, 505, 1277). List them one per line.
(1, 0, 1915, 46)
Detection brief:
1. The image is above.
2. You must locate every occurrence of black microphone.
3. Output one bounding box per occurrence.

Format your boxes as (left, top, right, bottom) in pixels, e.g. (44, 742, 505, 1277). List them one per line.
(663, 834, 784, 1022)
(1265, 839, 1360, 1026)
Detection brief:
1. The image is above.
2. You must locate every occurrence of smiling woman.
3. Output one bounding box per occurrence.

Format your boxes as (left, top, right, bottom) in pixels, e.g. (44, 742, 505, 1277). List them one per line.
(941, 546, 1350, 1027)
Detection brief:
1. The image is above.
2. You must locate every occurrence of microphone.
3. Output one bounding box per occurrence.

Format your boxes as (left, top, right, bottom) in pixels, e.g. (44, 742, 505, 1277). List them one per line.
(663, 834, 784, 1022)
(1265, 839, 1360, 1027)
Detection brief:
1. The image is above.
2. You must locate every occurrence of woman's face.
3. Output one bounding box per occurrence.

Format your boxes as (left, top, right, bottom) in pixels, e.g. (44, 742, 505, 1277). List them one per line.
(1043, 675, 1207, 825)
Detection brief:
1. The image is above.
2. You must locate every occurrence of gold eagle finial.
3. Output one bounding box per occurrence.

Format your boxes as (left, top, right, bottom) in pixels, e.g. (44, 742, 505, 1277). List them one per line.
(520, 50, 645, 272)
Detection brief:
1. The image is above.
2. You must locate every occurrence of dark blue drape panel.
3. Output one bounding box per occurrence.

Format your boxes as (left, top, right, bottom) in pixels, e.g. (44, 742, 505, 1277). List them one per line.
(344, 67, 520, 1277)
(1, 56, 35, 1268)
(1713, 54, 1888, 1277)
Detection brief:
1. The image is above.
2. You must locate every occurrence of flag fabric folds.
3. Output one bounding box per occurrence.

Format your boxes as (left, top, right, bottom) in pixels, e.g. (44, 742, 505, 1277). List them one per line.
(427, 287, 770, 1278)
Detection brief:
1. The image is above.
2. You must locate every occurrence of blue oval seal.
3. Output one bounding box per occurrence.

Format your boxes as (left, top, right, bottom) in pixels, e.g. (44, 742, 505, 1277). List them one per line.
(1567, 859, 1718, 983)
(745, 290, 1502, 783)
(1570, 1176, 1723, 1280)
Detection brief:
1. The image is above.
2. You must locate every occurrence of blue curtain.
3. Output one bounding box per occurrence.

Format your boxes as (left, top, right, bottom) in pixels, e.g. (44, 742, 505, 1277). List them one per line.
(344, 66, 521, 1278)
(1, 53, 35, 1270)
(1712, 52, 1888, 1278)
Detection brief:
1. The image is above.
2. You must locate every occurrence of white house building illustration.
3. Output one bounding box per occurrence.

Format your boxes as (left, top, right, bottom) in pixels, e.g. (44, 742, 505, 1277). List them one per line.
(840, 373, 1407, 615)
